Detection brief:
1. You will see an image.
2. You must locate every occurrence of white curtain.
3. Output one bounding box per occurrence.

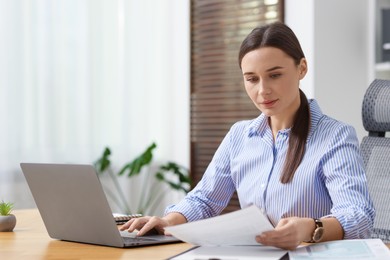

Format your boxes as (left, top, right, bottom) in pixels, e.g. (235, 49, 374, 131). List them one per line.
(0, 0, 190, 215)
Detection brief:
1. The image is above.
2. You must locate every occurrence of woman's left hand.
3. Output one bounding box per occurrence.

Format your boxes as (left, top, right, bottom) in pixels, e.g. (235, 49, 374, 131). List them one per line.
(255, 217, 314, 250)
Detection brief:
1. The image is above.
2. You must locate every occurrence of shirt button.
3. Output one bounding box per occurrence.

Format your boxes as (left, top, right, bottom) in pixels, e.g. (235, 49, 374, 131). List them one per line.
(260, 183, 266, 189)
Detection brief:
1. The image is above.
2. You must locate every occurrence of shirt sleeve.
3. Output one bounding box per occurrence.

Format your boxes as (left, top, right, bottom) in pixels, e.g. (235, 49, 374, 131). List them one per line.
(321, 124, 375, 239)
(164, 127, 236, 222)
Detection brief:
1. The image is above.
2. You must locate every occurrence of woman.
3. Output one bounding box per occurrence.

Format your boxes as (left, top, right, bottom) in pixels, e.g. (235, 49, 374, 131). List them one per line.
(120, 22, 375, 250)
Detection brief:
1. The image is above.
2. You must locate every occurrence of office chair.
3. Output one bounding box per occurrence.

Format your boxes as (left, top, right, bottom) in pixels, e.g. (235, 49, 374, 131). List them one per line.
(360, 79, 390, 243)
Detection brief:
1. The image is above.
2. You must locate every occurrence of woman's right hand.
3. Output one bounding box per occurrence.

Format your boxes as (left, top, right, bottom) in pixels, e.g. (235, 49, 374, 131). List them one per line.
(119, 212, 187, 236)
(119, 216, 170, 236)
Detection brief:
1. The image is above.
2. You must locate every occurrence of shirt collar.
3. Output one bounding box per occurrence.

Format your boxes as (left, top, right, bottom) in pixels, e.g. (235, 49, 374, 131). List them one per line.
(246, 99, 324, 139)
(247, 113, 270, 138)
(307, 99, 324, 141)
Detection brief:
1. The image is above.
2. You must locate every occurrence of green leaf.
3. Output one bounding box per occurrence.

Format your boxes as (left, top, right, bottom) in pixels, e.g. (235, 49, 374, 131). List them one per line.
(155, 172, 164, 181)
(118, 143, 157, 177)
(0, 201, 14, 216)
(154, 162, 191, 193)
(94, 147, 111, 173)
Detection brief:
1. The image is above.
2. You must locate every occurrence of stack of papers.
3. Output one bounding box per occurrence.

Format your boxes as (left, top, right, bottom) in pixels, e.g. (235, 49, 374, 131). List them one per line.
(165, 206, 390, 259)
(289, 239, 390, 260)
(166, 205, 287, 259)
(170, 245, 288, 260)
(170, 239, 390, 260)
(165, 205, 273, 246)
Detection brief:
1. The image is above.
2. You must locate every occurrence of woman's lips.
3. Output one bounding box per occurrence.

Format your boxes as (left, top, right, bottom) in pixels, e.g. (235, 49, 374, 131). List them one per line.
(261, 99, 277, 108)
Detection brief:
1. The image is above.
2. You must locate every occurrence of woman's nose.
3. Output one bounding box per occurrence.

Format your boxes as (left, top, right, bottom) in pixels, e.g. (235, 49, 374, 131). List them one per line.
(257, 81, 270, 95)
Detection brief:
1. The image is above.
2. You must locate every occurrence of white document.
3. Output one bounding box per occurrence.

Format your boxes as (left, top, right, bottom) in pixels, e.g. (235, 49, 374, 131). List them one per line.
(289, 239, 390, 260)
(164, 205, 274, 246)
(170, 245, 287, 260)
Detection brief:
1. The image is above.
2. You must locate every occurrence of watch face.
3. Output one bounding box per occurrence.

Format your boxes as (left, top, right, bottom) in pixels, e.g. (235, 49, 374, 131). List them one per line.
(313, 227, 324, 242)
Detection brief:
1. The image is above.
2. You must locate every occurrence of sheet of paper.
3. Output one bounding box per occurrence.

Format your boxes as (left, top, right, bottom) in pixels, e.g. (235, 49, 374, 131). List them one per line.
(170, 245, 288, 260)
(164, 205, 274, 246)
(289, 239, 390, 260)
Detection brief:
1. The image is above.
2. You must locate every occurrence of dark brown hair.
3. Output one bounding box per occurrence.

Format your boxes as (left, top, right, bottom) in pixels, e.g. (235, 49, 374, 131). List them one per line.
(238, 22, 310, 184)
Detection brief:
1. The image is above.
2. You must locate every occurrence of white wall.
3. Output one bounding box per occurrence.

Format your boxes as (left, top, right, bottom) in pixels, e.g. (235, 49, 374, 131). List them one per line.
(285, 0, 370, 141)
(285, 0, 315, 99)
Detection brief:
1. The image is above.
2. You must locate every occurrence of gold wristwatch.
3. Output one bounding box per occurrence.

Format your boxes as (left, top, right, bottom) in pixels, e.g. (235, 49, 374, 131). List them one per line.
(309, 218, 324, 243)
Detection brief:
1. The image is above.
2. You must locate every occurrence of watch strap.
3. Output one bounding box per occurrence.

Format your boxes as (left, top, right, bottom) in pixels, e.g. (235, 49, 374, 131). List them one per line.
(309, 218, 324, 243)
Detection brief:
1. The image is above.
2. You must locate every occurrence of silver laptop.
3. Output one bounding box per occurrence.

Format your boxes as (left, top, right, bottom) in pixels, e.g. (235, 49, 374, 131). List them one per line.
(20, 163, 181, 248)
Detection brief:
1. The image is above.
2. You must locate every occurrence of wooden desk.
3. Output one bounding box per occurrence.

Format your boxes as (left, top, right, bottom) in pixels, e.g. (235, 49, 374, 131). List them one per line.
(0, 209, 193, 260)
(2, 209, 389, 259)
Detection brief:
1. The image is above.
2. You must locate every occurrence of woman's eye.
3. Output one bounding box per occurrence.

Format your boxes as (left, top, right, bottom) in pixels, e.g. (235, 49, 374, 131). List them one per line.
(246, 77, 258, 83)
(270, 73, 281, 79)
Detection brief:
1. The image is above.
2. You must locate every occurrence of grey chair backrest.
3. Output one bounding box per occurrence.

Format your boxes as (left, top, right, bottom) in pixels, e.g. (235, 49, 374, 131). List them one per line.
(360, 79, 390, 243)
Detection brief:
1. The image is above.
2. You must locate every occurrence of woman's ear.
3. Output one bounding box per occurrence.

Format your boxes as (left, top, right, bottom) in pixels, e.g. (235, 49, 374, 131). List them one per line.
(298, 58, 308, 80)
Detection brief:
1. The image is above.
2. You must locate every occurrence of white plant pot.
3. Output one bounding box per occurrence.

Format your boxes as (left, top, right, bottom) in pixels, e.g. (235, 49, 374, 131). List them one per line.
(0, 214, 16, 232)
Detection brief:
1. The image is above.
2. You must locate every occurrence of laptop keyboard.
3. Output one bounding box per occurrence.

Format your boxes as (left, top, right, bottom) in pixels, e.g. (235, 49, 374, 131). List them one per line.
(122, 236, 160, 246)
(120, 230, 179, 246)
(122, 236, 157, 242)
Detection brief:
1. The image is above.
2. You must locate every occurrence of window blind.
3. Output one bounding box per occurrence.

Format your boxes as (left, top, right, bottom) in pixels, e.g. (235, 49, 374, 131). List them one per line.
(190, 0, 284, 213)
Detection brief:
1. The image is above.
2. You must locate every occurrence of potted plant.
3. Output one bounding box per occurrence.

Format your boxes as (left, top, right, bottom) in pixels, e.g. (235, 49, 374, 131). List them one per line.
(0, 201, 16, 232)
(95, 142, 191, 215)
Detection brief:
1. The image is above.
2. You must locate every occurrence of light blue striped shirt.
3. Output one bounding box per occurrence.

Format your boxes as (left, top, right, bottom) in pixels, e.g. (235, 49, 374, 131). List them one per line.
(166, 99, 375, 239)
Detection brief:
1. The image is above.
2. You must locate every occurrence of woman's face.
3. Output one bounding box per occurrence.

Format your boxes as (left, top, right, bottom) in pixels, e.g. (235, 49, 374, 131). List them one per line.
(241, 47, 307, 121)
